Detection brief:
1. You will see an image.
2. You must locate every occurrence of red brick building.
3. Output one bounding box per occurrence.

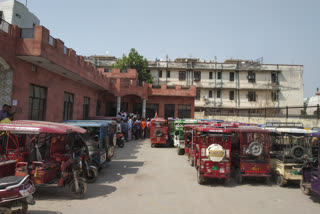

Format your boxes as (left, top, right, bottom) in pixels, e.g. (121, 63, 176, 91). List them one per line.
(0, 22, 196, 122)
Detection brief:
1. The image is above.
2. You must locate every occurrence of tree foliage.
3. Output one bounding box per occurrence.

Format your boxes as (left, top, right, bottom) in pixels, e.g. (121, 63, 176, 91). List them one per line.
(112, 48, 153, 84)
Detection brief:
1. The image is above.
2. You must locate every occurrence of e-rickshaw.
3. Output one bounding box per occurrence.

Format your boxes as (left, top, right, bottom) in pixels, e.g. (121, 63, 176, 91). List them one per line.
(150, 118, 168, 147)
(64, 120, 117, 164)
(266, 126, 313, 186)
(193, 127, 233, 185)
(300, 131, 320, 196)
(3, 122, 88, 199)
(174, 119, 197, 155)
(230, 127, 271, 184)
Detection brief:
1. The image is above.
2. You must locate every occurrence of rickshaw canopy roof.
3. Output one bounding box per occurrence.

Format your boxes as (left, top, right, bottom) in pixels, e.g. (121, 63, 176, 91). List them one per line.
(265, 127, 311, 134)
(230, 127, 270, 134)
(151, 118, 166, 122)
(89, 116, 122, 122)
(194, 127, 232, 133)
(0, 123, 85, 134)
(209, 123, 239, 128)
(174, 119, 197, 124)
(64, 120, 116, 127)
(11, 120, 86, 134)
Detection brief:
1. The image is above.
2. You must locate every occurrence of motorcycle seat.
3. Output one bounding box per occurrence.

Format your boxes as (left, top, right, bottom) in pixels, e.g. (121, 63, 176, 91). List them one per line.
(0, 176, 25, 189)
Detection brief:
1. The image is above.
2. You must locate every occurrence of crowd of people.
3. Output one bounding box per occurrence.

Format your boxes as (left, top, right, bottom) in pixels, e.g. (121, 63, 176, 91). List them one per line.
(0, 104, 14, 123)
(117, 111, 152, 141)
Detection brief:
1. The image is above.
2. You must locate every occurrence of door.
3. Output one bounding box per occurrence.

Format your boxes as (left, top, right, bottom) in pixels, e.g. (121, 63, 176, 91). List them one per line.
(165, 104, 175, 119)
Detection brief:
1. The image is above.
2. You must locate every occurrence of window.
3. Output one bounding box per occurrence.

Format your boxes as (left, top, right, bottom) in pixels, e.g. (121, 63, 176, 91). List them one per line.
(178, 105, 191, 118)
(230, 72, 234, 81)
(179, 71, 186, 81)
(209, 90, 213, 98)
(63, 92, 73, 120)
(167, 70, 171, 78)
(196, 88, 201, 100)
(209, 72, 213, 79)
(120, 69, 127, 73)
(248, 71, 256, 83)
(28, 85, 47, 120)
(229, 91, 234, 100)
(271, 72, 277, 84)
(194, 71, 201, 81)
(104, 68, 110, 73)
(83, 97, 90, 119)
(271, 91, 278, 101)
(217, 72, 222, 79)
(96, 100, 101, 116)
(146, 103, 159, 118)
(31, 64, 38, 73)
(217, 89, 221, 98)
(158, 70, 162, 78)
(248, 92, 256, 102)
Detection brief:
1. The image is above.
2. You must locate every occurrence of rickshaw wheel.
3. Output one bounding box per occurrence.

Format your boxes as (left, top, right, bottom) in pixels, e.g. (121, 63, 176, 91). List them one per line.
(235, 169, 243, 184)
(68, 179, 88, 199)
(11, 200, 28, 214)
(151, 143, 155, 148)
(197, 169, 205, 185)
(300, 180, 311, 195)
(275, 173, 285, 187)
(224, 177, 230, 185)
(85, 166, 99, 183)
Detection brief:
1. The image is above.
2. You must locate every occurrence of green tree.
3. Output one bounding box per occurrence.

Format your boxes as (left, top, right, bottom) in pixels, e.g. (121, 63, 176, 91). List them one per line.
(112, 48, 153, 84)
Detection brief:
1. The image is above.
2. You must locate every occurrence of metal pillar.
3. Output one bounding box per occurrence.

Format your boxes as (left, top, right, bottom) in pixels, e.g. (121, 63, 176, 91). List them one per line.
(116, 97, 121, 115)
(142, 99, 147, 118)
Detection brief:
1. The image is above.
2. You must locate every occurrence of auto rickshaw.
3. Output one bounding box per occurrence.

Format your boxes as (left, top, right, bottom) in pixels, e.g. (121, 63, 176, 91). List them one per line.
(150, 118, 168, 148)
(193, 126, 233, 185)
(174, 119, 197, 155)
(300, 131, 320, 196)
(266, 126, 313, 186)
(6, 122, 88, 199)
(64, 120, 117, 164)
(230, 127, 271, 184)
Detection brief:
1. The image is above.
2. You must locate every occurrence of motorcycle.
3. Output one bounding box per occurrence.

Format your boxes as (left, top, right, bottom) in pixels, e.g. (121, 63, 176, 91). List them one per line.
(76, 146, 98, 183)
(0, 175, 35, 214)
(116, 133, 125, 148)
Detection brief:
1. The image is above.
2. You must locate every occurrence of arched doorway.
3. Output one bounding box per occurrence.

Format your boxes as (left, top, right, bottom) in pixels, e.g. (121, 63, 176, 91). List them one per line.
(0, 57, 13, 108)
(122, 95, 143, 116)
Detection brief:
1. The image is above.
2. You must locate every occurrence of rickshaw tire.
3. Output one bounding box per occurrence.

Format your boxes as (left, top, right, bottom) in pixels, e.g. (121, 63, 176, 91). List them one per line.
(190, 159, 194, 167)
(300, 180, 311, 195)
(197, 169, 205, 185)
(68, 179, 88, 199)
(177, 149, 184, 155)
(290, 146, 305, 160)
(265, 177, 271, 185)
(236, 169, 243, 184)
(11, 200, 28, 214)
(224, 178, 230, 185)
(275, 173, 285, 187)
(151, 143, 155, 148)
(85, 166, 98, 183)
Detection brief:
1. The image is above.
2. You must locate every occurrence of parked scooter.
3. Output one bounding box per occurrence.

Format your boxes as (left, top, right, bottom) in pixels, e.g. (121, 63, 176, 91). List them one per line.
(0, 175, 35, 214)
(116, 133, 125, 148)
(76, 145, 98, 183)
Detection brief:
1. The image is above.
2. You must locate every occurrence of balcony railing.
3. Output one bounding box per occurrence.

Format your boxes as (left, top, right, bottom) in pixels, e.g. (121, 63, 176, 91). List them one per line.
(20, 28, 34, 38)
(0, 19, 10, 33)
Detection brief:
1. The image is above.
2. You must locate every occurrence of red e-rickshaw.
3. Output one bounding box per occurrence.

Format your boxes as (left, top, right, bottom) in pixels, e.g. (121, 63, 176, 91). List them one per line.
(193, 127, 233, 185)
(230, 127, 271, 184)
(150, 118, 168, 148)
(7, 121, 89, 198)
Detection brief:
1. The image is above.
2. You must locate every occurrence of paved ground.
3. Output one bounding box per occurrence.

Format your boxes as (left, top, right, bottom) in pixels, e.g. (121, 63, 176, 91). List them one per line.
(29, 139, 320, 214)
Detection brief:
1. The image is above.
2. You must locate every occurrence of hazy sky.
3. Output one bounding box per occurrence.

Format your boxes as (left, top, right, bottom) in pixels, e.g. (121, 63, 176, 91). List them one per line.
(10, 0, 320, 97)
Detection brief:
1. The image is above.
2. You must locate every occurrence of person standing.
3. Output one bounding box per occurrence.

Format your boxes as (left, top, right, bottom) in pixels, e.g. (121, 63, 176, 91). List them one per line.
(141, 118, 146, 139)
(127, 116, 132, 141)
(0, 113, 13, 124)
(134, 119, 141, 140)
(0, 104, 9, 121)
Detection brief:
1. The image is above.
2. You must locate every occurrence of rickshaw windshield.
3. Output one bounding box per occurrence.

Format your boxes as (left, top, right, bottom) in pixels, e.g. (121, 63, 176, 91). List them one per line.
(270, 133, 312, 160)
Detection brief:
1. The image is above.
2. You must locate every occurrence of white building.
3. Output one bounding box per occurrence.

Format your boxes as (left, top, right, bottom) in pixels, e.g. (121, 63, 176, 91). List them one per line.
(0, 0, 39, 28)
(148, 58, 304, 111)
